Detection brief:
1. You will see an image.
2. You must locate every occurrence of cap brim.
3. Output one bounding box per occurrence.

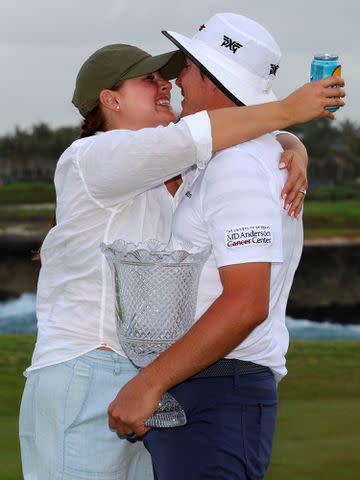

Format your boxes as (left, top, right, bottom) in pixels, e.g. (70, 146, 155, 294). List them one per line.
(162, 30, 277, 106)
(122, 50, 185, 81)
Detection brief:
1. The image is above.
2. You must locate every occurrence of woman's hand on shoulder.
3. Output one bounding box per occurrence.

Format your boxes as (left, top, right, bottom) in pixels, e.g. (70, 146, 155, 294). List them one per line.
(279, 148, 308, 219)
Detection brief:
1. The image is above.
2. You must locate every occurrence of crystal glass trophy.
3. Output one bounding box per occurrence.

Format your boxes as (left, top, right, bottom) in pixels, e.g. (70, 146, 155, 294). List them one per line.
(101, 239, 210, 428)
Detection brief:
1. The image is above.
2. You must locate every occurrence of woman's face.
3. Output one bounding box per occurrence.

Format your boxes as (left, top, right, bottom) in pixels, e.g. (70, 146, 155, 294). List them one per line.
(115, 72, 176, 129)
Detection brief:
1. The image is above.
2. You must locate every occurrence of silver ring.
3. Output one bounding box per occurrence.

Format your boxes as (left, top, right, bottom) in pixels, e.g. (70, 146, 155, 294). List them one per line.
(298, 188, 307, 196)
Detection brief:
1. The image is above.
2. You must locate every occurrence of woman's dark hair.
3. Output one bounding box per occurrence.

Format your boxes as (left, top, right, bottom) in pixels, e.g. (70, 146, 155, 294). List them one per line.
(79, 106, 106, 138)
(79, 79, 124, 138)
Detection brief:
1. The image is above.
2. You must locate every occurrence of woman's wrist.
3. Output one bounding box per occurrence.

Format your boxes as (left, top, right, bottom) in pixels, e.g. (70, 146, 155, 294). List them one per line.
(276, 99, 293, 130)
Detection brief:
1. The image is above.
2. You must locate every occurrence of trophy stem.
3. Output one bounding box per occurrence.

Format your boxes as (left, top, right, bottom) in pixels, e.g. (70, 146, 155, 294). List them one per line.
(144, 391, 187, 428)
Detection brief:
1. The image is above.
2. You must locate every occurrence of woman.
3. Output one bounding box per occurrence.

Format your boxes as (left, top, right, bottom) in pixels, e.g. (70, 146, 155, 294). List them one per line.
(19, 43, 344, 480)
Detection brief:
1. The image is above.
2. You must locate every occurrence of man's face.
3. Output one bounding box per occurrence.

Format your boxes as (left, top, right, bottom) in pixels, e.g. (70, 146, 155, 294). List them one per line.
(176, 59, 213, 117)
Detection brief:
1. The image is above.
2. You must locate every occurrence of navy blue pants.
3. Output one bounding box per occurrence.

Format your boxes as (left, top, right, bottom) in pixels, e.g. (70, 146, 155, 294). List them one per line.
(144, 369, 277, 480)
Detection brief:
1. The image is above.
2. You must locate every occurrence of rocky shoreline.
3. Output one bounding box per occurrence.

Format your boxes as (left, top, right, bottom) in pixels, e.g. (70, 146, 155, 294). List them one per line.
(1, 233, 359, 325)
(287, 242, 360, 324)
(287, 304, 360, 325)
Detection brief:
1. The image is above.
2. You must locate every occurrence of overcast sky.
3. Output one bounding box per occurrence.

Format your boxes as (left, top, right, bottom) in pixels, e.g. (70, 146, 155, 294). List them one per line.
(1, 0, 358, 135)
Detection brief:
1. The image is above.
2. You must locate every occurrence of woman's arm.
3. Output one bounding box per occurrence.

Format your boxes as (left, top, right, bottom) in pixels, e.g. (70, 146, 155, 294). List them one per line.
(209, 76, 344, 151)
(80, 77, 344, 207)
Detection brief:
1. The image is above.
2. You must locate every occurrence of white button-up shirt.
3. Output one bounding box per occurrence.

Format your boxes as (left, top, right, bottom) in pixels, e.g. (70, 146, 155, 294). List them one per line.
(26, 112, 212, 375)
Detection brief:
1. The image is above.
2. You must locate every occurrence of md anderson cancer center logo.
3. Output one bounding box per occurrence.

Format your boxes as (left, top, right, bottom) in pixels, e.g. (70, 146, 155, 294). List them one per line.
(225, 225, 272, 248)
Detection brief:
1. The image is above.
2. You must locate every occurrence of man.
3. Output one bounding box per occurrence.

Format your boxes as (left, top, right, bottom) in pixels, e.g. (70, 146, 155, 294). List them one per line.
(107, 13, 341, 479)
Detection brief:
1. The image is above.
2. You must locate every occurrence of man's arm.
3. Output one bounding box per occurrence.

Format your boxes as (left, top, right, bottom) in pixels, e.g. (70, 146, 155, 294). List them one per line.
(108, 262, 270, 437)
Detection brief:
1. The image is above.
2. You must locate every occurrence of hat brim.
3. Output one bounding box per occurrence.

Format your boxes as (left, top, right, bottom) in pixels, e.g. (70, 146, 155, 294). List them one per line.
(121, 50, 185, 81)
(162, 30, 277, 106)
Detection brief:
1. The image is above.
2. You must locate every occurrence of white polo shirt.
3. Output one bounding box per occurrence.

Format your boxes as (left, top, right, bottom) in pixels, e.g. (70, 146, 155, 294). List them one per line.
(171, 133, 303, 382)
(25, 112, 212, 375)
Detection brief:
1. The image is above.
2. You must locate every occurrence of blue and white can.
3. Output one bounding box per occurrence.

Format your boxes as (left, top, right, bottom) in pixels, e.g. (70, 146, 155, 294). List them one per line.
(310, 54, 342, 111)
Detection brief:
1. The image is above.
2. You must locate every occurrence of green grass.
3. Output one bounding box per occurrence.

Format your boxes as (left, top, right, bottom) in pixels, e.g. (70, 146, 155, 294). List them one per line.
(0, 185, 359, 240)
(307, 182, 360, 202)
(1, 336, 359, 479)
(305, 228, 360, 239)
(303, 201, 360, 239)
(0, 183, 55, 205)
(267, 341, 360, 480)
(0, 206, 54, 222)
(0, 335, 35, 479)
(304, 201, 360, 222)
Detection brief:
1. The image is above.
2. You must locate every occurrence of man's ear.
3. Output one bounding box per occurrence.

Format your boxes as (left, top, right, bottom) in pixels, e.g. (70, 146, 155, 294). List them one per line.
(203, 75, 217, 93)
(203, 76, 224, 106)
(210, 80, 236, 107)
(99, 89, 120, 112)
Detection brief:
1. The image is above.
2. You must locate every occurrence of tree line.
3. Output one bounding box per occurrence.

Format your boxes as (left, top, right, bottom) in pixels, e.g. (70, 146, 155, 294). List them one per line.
(289, 118, 360, 184)
(0, 118, 359, 184)
(0, 123, 79, 159)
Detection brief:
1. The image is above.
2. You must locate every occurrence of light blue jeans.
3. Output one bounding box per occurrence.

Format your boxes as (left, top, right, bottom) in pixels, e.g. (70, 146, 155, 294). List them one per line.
(19, 349, 153, 480)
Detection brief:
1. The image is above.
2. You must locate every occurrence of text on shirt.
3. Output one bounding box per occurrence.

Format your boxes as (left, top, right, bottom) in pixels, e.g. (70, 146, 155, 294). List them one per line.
(225, 225, 272, 248)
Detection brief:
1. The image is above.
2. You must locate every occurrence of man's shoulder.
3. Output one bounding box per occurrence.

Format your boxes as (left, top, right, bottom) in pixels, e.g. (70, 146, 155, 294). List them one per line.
(218, 133, 281, 158)
(205, 133, 280, 179)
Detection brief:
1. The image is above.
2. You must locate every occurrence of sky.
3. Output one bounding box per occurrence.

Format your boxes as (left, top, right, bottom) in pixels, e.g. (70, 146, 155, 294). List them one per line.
(1, 0, 359, 135)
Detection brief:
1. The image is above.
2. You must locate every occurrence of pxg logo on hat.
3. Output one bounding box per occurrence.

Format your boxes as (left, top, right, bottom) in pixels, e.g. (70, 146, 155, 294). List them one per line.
(221, 35, 243, 54)
(270, 64, 280, 76)
(163, 13, 281, 107)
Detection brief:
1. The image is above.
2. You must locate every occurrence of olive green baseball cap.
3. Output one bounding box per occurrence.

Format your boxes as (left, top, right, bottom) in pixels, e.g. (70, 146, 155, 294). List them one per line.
(72, 44, 185, 117)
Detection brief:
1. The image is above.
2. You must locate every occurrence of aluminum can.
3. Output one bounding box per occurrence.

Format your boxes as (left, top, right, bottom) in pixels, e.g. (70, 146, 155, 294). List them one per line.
(311, 54, 341, 111)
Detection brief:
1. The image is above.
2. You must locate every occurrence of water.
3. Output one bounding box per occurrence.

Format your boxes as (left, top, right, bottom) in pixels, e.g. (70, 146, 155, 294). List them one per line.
(1, 293, 360, 340)
(285, 316, 360, 340)
(0, 293, 37, 334)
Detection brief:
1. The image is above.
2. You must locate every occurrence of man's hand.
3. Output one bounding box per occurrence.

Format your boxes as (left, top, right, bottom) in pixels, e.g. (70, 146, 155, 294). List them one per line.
(108, 375, 161, 438)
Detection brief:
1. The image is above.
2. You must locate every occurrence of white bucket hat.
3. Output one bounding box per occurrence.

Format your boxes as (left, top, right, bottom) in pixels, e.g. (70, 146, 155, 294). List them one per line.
(162, 13, 281, 106)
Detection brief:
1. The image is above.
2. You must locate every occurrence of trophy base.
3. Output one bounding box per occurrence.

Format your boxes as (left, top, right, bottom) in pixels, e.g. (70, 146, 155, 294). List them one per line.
(144, 392, 187, 428)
